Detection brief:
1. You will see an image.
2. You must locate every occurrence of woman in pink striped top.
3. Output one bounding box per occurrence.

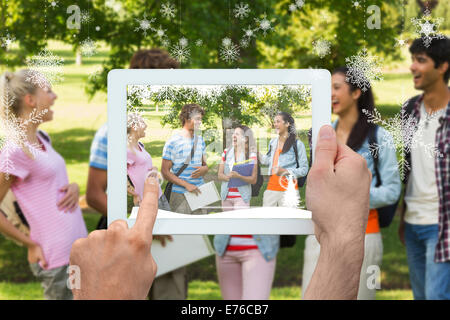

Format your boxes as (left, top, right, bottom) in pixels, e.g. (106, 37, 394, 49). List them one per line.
(0, 70, 88, 300)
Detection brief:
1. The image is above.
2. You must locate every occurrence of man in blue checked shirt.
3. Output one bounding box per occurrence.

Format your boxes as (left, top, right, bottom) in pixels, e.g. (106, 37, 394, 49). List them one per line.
(398, 37, 450, 300)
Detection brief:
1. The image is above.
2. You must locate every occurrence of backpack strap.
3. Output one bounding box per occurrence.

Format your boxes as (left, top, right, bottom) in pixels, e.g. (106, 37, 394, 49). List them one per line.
(368, 125, 381, 188)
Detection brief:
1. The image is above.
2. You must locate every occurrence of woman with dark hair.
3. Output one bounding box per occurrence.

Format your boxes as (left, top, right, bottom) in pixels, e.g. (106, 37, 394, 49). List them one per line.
(214, 125, 277, 300)
(301, 67, 401, 300)
(260, 111, 309, 206)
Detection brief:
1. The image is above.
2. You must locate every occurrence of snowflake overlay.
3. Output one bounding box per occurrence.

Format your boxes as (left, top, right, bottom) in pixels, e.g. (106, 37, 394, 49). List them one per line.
(345, 47, 383, 92)
(234, 3, 250, 20)
(80, 37, 97, 57)
(312, 39, 331, 58)
(1, 33, 16, 50)
(254, 13, 274, 37)
(160, 2, 177, 20)
(134, 13, 156, 37)
(411, 9, 444, 48)
(26, 48, 64, 88)
(281, 175, 301, 208)
(80, 10, 92, 24)
(170, 38, 190, 63)
(220, 38, 240, 64)
(362, 106, 443, 180)
(289, 0, 305, 12)
(0, 84, 48, 179)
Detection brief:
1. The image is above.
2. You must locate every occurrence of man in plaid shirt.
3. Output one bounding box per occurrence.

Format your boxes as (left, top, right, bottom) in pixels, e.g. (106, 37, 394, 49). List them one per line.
(399, 37, 450, 300)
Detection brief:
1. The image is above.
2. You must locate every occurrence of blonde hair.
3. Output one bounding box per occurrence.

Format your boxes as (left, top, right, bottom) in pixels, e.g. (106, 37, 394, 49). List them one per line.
(0, 70, 39, 120)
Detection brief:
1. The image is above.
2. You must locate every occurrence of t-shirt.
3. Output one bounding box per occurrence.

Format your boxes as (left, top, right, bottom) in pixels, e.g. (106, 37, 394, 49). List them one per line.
(404, 102, 445, 225)
(89, 123, 108, 170)
(267, 148, 298, 191)
(127, 142, 163, 200)
(162, 133, 206, 194)
(221, 149, 257, 199)
(0, 132, 88, 269)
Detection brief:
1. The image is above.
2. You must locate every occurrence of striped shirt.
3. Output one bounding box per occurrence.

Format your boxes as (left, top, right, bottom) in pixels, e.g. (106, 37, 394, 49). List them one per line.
(0, 132, 88, 269)
(222, 149, 257, 199)
(403, 94, 450, 263)
(162, 133, 206, 194)
(89, 123, 108, 170)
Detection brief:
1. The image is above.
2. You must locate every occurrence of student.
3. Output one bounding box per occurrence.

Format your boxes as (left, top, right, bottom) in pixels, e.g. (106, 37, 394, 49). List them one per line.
(126, 111, 169, 211)
(160, 103, 208, 299)
(302, 66, 401, 300)
(70, 125, 373, 300)
(86, 48, 180, 300)
(260, 112, 308, 208)
(214, 125, 276, 300)
(0, 70, 88, 300)
(398, 37, 450, 300)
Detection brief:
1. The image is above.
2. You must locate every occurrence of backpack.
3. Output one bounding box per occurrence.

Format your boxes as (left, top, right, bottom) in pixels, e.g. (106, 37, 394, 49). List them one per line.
(265, 139, 307, 188)
(368, 125, 399, 228)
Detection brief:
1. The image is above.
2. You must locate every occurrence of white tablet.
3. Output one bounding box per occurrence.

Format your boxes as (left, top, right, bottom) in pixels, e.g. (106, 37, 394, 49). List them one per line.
(107, 69, 331, 234)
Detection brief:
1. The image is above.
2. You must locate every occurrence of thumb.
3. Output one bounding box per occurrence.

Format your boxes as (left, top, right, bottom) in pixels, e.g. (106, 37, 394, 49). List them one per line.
(312, 125, 337, 172)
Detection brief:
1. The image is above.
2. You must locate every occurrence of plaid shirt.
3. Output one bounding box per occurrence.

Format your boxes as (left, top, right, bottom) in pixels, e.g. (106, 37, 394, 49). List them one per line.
(403, 93, 450, 263)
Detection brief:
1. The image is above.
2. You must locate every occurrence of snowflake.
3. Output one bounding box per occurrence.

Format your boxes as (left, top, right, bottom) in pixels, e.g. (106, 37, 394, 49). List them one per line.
(26, 48, 64, 88)
(312, 39, 331, 58)
(395, 37, 408, 47)
(411, 9, 444, 48)
(345, 47, 383, 92)
(160, 2, 177, 20)
(179, 37, 189, 47)
(240, 38, 250, 48)
(80, 10, 92, 24)
(0, 85, 48, 179)
(1, 33, 15, 50)
(290, 0, 305, 12)
(295, 0, 305, 8)
(80, 37, 97, 57)
(243, 26, 256, 39)
(155, 26, 167, 39)
(88, 66, 102, 81)
(254, 13, 274, 36)
(195, 39, 203, 47)
(233, 2, 250, 20)
(353, 1, 361, 8)
(281, 175, 301, 208)
(154, 86, 177, 102)
(134, 13, 156, 37)
(170, 44, 190, 63)
(220, 38, 240, 64)
(362, 105, 444, 180)
(161, 38, 171, 47)
(127, 107, 146, 132)
(49, 1, 59, 8)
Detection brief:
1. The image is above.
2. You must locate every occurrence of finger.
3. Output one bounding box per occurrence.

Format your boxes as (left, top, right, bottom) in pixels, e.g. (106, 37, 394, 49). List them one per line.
(312, 125, 338, 173)
(132, 176, 159, 244)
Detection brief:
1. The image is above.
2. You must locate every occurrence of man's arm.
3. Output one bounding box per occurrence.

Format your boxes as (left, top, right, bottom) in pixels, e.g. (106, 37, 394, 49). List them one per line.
(86, 167, 107, 216)
(303, 125, 371, 300)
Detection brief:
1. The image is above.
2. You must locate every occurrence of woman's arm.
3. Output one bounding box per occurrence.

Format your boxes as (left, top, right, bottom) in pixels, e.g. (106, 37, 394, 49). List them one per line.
(369, 130, 401, 209)
(217, 163, 230, 182)
(0, 174, 36, 248)
(280, 140, 309, 178)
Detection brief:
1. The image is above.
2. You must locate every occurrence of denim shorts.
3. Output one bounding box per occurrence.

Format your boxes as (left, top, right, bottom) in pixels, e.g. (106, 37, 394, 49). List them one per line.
(29, 263, 73, 300)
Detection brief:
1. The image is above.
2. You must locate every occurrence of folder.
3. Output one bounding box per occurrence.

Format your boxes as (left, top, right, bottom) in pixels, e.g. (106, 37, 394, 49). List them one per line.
(183, 181, 221, 211)
(228, 159, 255, 188)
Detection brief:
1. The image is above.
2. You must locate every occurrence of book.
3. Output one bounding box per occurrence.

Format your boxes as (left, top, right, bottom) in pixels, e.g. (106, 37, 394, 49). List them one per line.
(183, 181, 221, 211)
(228, 159, 255, 188)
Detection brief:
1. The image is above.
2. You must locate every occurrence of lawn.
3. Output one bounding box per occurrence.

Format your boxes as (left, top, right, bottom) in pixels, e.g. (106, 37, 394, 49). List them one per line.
(0, 41, 417, 299)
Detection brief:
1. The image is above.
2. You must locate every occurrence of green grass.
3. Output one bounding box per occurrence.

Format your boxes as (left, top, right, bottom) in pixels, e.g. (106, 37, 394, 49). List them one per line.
(0, 280, 413, 300)
(0, 41, 417, 299)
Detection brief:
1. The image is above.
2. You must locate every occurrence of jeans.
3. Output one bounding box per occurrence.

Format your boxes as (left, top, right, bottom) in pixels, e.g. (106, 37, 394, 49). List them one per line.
(404, 222, 450, 300)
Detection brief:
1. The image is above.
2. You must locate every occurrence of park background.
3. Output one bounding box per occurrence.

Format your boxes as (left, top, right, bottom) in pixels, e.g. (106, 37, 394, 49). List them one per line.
(0, 0, 449, 299)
